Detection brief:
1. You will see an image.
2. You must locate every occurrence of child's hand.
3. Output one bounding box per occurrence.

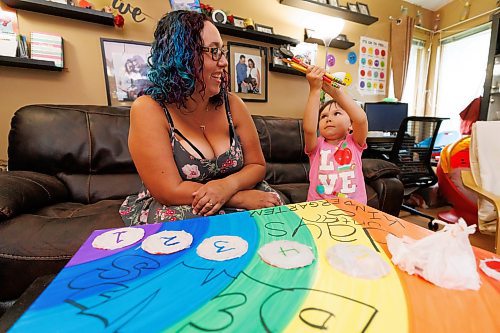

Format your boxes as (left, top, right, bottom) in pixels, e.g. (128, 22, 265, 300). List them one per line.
(322, 81, 341, 97)
(306, 65, 325, 91)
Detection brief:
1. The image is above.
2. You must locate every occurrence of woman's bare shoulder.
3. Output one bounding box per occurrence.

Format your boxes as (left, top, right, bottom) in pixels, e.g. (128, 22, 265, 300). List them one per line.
(130, 95, 164, 118)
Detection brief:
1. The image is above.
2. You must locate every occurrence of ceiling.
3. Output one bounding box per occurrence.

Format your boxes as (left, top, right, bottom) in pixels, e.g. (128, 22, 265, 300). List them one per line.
(404, 0, 454, 11)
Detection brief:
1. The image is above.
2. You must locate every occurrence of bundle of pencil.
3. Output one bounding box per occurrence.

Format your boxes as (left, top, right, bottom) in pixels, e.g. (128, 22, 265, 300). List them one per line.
(282, 58, 345, 88)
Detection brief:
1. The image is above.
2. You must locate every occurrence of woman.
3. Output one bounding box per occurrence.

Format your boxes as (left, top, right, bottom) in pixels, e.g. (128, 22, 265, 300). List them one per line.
(246, 58, 260, 93)
(120, 10, 282, 225)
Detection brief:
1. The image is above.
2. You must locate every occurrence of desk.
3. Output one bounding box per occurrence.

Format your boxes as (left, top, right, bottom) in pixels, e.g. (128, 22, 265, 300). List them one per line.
(7, 199, 500, 332)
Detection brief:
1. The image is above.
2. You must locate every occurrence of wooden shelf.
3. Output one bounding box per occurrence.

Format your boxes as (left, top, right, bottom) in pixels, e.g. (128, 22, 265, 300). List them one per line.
(280, 0, 378, 26)
(269, 63, 305, 76)
(304, 37, 355, 49)
(0, 55, 62, 71)
(214, 22, 300, 46)
(1, 0, 114, 26)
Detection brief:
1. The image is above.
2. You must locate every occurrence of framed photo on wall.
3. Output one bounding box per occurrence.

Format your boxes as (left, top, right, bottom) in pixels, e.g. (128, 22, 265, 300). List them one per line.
(228, 42, 268, 102)
(100, 38, 151, 107)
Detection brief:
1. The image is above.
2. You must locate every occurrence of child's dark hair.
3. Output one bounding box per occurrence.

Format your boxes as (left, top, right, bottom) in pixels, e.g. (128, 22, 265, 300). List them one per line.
(318, 99, 339, 122)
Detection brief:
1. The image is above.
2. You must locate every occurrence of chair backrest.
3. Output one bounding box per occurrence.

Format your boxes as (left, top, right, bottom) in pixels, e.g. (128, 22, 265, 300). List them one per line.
(388, 116, 446, 188)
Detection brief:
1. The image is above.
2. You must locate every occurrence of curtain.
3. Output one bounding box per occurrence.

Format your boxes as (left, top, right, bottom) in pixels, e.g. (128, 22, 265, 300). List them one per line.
(391, 16, 415, 101)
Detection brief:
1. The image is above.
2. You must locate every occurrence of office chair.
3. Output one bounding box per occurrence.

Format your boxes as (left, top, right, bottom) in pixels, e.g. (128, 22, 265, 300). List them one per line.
(388, 116, 447, 230)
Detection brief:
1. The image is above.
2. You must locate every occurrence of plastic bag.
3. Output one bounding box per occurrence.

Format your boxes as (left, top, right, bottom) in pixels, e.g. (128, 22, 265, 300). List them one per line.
(326, 244, 391, 279)
(387, 218, 480, 290)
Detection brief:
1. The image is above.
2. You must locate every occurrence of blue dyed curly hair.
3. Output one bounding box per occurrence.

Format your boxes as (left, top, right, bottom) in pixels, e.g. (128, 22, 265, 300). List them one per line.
(146, 10, 227, 109)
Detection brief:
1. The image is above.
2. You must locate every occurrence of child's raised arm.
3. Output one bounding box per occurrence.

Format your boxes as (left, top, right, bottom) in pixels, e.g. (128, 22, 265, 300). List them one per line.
(322, 83, 368, 147)
(303, 66, 326, 154)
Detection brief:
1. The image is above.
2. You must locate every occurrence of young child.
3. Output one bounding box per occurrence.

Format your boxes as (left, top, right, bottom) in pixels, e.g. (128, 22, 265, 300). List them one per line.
(303, 65, 368, 204)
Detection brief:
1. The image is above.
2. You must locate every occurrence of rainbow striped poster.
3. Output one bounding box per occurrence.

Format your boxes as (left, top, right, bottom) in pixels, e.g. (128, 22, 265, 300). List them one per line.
(10, 199, 408, 332)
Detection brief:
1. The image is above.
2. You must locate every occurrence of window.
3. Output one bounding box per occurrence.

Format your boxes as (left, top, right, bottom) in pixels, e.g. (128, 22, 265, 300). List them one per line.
(389, 39, 427, 117)
(434, 25, 491, 132)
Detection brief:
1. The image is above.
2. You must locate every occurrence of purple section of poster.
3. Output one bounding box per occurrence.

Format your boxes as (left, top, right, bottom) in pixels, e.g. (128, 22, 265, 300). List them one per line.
(66, 224, 163, 267)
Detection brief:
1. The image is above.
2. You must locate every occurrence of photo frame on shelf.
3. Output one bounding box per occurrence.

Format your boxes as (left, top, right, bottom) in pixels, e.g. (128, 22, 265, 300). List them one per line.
(228, 42, 268, 102)
(335, 34, 347, 41)
(271, 47, 286, 66)
(328, 0, 339, 6)
(232, 16, 245, 28)
(255, 23, 274, 34)
(356, 2, 370, 16)
(168, 0, 201, 12)
(100, 38, 151, 107)
(347, 2, 359, 12)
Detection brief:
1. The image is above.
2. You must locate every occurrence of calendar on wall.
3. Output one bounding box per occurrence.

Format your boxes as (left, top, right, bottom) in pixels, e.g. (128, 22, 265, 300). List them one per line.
(358, 36, 388, 95)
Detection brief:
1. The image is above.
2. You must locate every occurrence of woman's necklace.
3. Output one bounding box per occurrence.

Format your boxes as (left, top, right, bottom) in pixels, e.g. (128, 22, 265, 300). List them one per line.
(198, 105, 209, 132)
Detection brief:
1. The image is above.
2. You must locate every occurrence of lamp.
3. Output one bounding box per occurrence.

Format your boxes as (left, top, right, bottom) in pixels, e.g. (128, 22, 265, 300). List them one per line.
(313, 17, 345, 72)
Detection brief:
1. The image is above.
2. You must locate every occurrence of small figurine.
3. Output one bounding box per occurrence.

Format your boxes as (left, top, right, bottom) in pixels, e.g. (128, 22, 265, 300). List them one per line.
(78, 0, 92, 9)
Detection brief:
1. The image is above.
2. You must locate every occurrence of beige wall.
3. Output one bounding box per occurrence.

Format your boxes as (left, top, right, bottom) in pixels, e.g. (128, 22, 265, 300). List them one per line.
(0, 0, 477, 160)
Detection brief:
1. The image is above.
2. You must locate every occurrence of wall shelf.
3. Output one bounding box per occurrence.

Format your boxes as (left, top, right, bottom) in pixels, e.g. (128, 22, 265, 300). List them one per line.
(214, 22, 300, 46)
(280, 0, 378, 26)
(0, 55, 62, 71)
(1, 0, 115, 26)
(269, 63, 305, 76)
(304, 37, 355, 49)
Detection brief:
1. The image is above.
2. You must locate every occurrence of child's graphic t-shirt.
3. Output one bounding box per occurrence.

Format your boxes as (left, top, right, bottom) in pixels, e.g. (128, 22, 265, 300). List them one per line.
(306, 134, 367, 204)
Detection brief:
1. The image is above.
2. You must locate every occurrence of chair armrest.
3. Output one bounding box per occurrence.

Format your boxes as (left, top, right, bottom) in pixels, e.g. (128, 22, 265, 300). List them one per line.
(461, 170, 500, 206)
(362, 158, 401, 181)
(0, 171, 69, 221)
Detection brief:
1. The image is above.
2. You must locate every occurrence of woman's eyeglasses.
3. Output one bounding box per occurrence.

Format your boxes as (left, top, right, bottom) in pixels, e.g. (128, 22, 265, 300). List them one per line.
(202, 46, 228, 61)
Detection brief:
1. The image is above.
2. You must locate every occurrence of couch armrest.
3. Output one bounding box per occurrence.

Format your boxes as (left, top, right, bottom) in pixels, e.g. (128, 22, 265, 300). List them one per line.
(0, 171, 69, 221)
(362, 158, 400, 181)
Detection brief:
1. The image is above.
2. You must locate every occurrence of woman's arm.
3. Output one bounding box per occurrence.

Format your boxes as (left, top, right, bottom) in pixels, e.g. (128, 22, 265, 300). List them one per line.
(322, 83, 368, 147)
(303, 66, 324, 154)
(128, 95, 204, 205)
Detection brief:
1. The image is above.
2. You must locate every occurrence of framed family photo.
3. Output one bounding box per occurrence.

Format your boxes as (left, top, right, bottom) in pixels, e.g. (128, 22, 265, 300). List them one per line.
(228, 42, 268, 102)
(100, 38, 151, 107)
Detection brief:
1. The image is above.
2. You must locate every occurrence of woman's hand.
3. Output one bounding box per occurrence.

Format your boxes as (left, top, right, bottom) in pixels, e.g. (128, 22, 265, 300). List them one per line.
(233, 190, 282, 210)
(192, 179, 237, 216)
(306, 65, 325, 91)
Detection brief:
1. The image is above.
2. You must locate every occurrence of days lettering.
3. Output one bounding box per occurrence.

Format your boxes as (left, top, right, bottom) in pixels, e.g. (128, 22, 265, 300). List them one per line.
(161, 236, 180, 247)
(214, 240, 235, 253)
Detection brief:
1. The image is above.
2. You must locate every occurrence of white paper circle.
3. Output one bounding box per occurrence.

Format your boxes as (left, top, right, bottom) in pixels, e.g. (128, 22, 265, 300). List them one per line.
(327, 244, 390, 279)
(92, 227, 145, 250)
(141, 230, 193, 255)
(196, 236, 248, 261)
(258, 240, 315, 269)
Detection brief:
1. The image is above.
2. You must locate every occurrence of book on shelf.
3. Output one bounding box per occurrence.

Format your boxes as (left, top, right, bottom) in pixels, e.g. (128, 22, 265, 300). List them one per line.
(0, 32, 17, 57)
(30, 32, 64, 67)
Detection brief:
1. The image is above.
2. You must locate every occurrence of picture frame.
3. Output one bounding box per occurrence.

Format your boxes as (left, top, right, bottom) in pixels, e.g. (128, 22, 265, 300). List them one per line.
(270, 47, 286, 66)
(255, 23, 274, 34)
(335, 34, 347, 41)
(100, 38, 152, 107)
(228, 42, 268, 102)
(232, 16, 245, 28)
(356, 2, 370, 16)
(168, 0, 201, 12)
(328, 0, 339, 6)
(347, 2, 359, 12)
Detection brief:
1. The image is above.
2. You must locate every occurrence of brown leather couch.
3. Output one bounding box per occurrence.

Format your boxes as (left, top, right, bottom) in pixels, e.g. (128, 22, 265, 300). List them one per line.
(0, 105, 403, 314)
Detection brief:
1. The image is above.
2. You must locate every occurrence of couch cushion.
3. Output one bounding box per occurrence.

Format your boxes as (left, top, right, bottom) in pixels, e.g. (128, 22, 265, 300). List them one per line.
(0, 171, 68, 221)
(8, 105, 138, 204)
(0, 200, 124, 301)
